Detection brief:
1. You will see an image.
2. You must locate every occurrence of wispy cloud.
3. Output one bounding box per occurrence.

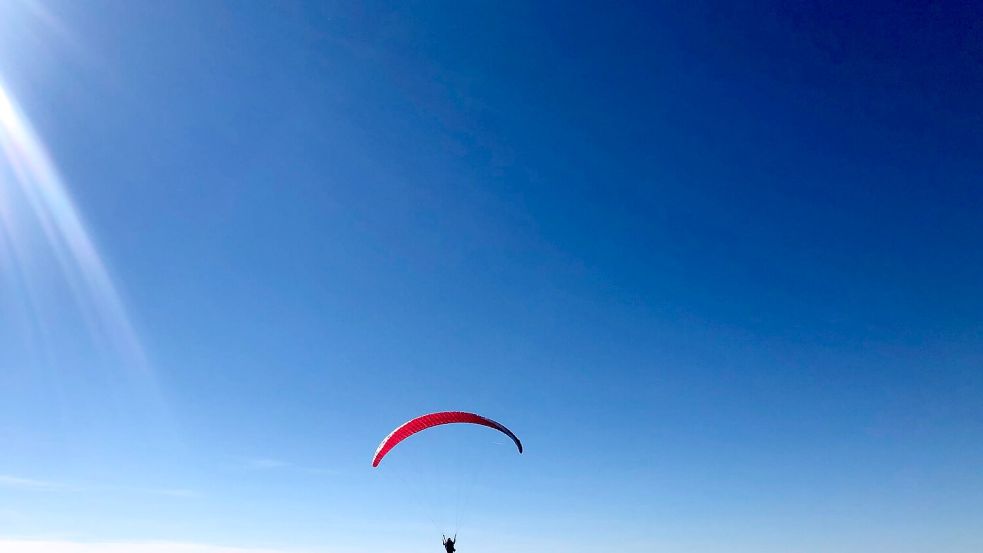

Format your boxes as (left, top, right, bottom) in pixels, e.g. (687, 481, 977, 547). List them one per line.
(0, 541, 298, 553)
(237, 458, 337, 476)
(298, 466, 339, 476)
(242, 458, 290, 470)
(0, 474, 68, 491)
(0, 475, 199, 498)
(129, 487, 201, 498)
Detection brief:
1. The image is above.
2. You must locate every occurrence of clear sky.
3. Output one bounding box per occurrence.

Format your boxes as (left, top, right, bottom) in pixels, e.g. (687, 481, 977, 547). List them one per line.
(1, 2, 981, 552)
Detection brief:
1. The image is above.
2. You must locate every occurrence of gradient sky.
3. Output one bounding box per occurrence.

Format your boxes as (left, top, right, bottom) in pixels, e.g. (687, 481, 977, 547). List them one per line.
(1, 2, 982, 552)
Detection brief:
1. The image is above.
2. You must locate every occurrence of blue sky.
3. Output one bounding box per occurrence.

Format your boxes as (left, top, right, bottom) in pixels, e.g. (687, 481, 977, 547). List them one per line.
(1, 1, 981, 552)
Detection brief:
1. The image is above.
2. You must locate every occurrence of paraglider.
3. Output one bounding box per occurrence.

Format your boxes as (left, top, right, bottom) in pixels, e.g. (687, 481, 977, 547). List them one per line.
(372, 411, 523, 467)
(372, 411, 522, 552)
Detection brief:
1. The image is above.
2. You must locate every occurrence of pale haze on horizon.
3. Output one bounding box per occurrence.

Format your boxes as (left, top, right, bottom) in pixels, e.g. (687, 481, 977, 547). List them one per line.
(1, 2, 981, 553)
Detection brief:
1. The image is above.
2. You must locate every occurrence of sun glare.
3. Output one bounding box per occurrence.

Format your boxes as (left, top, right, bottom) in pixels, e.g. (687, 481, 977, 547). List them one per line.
(0, 82, 155, 385)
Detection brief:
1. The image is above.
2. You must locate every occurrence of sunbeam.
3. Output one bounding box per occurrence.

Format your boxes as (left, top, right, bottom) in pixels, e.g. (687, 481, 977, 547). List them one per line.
(0, 82, 157, 392)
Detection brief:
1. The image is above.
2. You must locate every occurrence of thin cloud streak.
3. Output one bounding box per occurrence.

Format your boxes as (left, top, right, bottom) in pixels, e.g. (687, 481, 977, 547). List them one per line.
(237, 458, 337, 476)
(136, 487, 200, 498)
(0, 475, 199, 498)
(0, 541, 300, 553)
(0, 475, 67, 491)
(242, 458, 290, 470)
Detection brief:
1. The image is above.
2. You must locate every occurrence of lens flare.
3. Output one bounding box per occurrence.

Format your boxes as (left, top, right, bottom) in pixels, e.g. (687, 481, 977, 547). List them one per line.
(0, 83, 155, 387)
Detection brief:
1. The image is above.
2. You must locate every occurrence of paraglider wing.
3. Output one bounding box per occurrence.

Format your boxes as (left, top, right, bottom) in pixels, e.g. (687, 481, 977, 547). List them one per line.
(372, 411, 523, 467)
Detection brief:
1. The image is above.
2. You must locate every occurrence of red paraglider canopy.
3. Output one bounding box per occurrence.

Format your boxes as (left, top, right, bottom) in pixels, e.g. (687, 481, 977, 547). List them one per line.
(372, 411, 523, 467)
